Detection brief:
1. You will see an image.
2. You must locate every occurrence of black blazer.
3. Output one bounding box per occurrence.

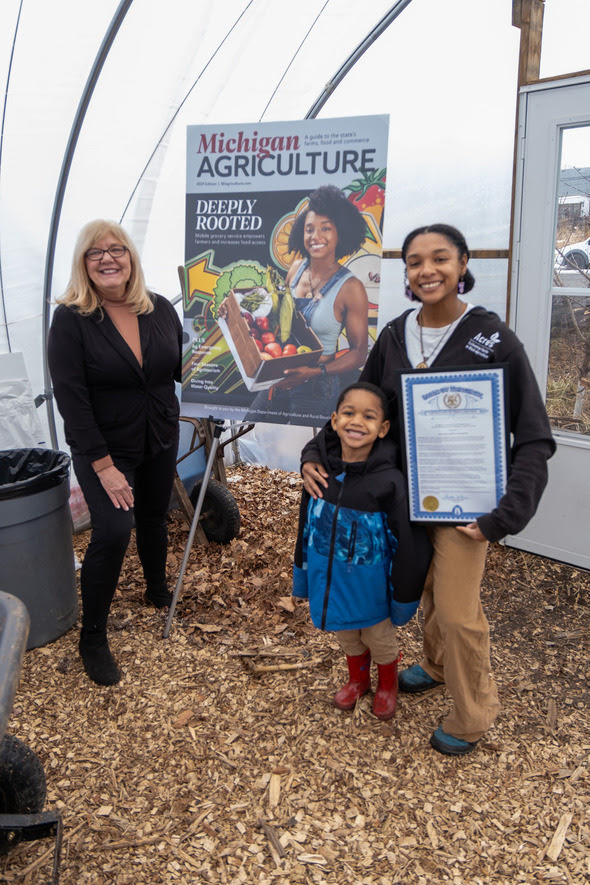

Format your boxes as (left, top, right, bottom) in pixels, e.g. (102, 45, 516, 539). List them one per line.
(48, 294, 183, 467)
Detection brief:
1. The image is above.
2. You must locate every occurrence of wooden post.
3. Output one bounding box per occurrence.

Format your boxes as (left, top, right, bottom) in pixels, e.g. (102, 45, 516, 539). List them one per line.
(506, 0, 546, 318)
(512, 0, 545, 87)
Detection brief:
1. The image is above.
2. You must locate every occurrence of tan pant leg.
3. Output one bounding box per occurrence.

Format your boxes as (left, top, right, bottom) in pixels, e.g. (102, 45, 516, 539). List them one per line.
(337, 620, 398, 664)
(420, 526, 500, 742)
(337, 629, 367, 657)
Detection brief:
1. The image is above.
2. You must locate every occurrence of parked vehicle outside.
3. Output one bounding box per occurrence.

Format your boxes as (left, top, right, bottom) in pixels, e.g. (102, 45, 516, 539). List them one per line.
(555, 236, 590, 269)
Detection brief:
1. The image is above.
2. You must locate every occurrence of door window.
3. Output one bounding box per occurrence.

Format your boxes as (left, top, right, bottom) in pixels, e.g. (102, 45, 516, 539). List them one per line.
(547, 127, 590, 436)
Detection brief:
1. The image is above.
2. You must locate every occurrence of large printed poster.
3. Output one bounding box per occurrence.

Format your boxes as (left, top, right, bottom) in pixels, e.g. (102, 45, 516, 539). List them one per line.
(182, 115, 389, 426)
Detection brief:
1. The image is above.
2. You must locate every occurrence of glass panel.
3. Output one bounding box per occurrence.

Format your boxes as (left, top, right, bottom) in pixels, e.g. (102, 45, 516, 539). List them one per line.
(548, 128, 590, 436)
(554, 128, 590, 287)
(546, 295, 590, 435)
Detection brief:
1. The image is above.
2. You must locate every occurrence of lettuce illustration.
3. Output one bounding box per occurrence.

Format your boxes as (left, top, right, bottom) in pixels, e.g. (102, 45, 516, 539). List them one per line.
(212, 261, 266, 317)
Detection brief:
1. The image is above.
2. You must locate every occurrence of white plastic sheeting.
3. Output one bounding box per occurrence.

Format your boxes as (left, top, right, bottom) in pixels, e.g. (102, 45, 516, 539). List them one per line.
(0, 352, 44, 447)
(1, 0, 401, 455)
(0, 0, 578, 469)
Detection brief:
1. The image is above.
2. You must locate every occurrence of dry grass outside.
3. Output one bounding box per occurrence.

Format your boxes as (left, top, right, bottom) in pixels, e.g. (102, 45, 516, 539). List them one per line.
(546, 309, 590, 434)
(555, 219, 590, 250)
(0, 465, 589, 884)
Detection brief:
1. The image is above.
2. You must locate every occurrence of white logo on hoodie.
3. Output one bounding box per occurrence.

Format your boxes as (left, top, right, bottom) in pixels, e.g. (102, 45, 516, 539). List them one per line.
(466, 330, 501, 358)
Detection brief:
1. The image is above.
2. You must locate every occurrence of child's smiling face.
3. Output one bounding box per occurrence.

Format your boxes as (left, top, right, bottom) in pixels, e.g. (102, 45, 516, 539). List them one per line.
(331, 388, 390, 463)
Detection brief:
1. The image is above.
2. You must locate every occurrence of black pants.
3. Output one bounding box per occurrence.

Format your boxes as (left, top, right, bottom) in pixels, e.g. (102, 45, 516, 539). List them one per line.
(73, 442, 178, 632)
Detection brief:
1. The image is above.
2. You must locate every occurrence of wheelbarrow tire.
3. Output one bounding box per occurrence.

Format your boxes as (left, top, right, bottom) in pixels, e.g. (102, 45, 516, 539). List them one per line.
(0, 735, 46, 854)
(189, 477, 241, 544)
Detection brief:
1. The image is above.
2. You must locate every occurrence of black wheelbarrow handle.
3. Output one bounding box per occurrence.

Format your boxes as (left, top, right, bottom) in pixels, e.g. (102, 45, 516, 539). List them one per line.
(0, 592, 29, 744)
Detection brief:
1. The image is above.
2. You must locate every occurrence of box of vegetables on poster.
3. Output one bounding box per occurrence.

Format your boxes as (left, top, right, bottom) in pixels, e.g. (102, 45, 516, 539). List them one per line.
(181, 115, 388, 425)
(217, 266, 322, 391)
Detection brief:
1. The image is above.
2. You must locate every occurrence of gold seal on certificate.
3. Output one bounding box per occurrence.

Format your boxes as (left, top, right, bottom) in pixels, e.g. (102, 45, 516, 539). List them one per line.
(398, 366, 509, 523)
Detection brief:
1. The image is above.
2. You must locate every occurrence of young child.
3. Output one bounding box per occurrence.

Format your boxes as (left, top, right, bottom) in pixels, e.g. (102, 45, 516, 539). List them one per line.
(293, 382, 432, 720)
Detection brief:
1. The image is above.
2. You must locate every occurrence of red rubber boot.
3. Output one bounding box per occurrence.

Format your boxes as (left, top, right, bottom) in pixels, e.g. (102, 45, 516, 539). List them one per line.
(333, 650, 371, 710)
(373, 655, 401, 721)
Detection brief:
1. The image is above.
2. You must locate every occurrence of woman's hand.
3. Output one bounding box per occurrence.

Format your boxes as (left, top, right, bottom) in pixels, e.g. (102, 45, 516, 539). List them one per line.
(456, 522, 487, 542)
(275, 365, 321, 391)
(302, 461, 329, 499)
(97, 465, 134, 511)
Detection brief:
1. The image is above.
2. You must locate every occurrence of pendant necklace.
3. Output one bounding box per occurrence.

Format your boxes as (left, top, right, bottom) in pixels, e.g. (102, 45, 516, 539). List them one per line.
(305, 262, 340, 300)
(416, 304, 465, 369)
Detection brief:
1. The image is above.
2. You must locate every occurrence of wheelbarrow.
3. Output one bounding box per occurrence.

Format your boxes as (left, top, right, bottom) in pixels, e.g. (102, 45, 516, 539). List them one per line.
(0, 591, 62, 882)
(173, 416, 253, 545)
(67, 415, 250, 544)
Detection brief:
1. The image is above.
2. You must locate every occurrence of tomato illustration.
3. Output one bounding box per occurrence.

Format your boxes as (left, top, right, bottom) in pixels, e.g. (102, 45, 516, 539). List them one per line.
(345, 169, 386, 228)
(264, 342, 283, 359)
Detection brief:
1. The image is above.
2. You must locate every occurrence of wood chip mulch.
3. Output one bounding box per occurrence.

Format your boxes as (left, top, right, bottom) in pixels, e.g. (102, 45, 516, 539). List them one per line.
(1, 465, 589, 884)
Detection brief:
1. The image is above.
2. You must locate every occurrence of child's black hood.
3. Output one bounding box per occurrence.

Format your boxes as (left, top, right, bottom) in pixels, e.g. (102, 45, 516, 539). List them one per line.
(317, 423, 400, 477)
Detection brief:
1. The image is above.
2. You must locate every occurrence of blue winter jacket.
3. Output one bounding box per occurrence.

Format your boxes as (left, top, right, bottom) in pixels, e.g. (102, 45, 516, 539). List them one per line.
(293, 431, 432, 631)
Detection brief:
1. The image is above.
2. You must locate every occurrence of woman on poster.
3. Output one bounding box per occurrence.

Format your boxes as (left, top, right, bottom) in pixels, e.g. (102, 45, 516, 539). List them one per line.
(248, 184, 369, 424)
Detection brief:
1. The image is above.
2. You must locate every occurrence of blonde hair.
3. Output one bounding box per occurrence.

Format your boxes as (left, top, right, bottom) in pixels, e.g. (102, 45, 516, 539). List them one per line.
(58, 219, 154, 315)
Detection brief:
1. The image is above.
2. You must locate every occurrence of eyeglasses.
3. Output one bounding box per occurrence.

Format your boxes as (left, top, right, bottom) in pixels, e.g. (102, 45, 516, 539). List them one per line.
(85, 245, 128, 261)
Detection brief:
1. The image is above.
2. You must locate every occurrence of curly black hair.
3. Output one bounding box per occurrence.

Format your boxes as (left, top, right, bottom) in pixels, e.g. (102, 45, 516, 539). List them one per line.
(336, 381, 390, 420)
(288, 185, 367, 260)
(401, 223, 476, 301)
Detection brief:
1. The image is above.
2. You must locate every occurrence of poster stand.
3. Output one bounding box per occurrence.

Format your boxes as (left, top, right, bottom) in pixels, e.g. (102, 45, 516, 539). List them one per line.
(163, 419, 253, 638)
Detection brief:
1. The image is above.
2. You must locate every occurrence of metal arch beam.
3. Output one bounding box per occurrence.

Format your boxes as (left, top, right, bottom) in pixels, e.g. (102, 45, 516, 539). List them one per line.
(41, 0, 135, 448)
(0, 0, 25, 352)
(39, 0, 414, 446)
(305, 0, 414, 119)
(119, 0, 256, 228)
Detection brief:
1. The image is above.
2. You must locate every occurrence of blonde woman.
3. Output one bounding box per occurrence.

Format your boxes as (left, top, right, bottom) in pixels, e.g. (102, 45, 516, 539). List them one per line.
(48, 220, 182, 686)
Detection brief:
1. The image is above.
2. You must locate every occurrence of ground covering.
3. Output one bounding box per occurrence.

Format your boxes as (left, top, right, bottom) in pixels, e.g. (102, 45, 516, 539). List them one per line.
(1, 466, 589, 884)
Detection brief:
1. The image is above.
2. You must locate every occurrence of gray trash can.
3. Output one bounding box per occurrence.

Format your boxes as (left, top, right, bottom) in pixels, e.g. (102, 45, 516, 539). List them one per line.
(0, 449, 77, 649)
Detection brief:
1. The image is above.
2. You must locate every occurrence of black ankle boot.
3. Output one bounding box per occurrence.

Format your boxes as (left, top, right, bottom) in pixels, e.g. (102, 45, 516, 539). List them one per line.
(79, 629, 121, 686)
(144, 586, 173, 609)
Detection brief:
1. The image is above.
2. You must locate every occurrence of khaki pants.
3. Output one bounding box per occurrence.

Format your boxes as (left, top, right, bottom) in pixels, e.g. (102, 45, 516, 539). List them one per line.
(337, 618, 398, 665)
(420, 526, 500, 742)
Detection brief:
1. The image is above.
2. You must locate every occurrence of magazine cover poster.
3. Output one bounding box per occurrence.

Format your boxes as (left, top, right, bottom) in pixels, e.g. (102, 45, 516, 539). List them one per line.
(182, 115, 389, 426)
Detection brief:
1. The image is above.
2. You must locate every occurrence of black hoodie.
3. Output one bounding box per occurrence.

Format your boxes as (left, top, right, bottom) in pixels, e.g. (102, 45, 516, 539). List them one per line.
(294, 431, 432, 630)
(303, 307, 555, 543)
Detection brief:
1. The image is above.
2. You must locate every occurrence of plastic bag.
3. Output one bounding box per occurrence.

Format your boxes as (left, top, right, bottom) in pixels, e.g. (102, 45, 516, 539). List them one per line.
(0, 449, 70, 500)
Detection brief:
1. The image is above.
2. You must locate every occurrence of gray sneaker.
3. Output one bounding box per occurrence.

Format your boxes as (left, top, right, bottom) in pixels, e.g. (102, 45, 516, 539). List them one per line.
(430, 727, 478, 756)
(398, 663, 443, 693)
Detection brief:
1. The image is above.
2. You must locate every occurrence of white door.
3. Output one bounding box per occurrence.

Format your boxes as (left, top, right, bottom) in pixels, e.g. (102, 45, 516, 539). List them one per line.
(509, 74, 590, 568)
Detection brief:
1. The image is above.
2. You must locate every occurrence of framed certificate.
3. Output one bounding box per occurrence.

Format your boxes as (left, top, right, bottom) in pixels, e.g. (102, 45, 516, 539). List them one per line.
(397, 365, 509, 523)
